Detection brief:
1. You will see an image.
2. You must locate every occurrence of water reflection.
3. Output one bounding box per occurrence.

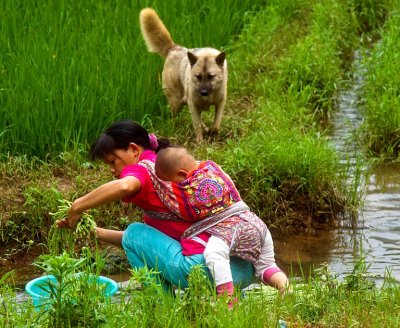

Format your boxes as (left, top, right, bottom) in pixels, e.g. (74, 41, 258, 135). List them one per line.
(277, 167, 400, 284)
(361, 163, 400, 280)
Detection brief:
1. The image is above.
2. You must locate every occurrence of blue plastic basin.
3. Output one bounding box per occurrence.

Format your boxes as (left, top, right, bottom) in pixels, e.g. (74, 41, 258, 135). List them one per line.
(25, 274, 118, 309)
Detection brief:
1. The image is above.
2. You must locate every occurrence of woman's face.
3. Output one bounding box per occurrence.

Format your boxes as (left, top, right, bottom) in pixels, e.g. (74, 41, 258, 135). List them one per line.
(103, 144, 141, 177)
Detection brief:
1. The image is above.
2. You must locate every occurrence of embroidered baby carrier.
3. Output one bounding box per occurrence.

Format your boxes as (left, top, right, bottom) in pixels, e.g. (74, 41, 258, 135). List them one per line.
(176, 160, 243, 220)
(138, 159, 253, 234)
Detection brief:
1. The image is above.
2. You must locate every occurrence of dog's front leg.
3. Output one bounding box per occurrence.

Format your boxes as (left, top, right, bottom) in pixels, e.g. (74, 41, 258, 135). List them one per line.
(208, 99, 225, 135)
(189, 103, 203, 142)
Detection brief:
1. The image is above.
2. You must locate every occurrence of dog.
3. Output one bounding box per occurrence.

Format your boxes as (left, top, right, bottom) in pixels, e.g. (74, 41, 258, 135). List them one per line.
(139, 8, 227, 142)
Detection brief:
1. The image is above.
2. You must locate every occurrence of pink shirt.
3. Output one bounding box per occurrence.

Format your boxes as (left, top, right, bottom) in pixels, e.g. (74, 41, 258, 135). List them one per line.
(120, 150, 209, 255)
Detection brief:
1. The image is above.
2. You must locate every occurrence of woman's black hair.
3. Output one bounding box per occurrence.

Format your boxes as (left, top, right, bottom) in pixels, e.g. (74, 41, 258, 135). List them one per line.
(89, 119, 170, 160)
(155, 138, 172, 153)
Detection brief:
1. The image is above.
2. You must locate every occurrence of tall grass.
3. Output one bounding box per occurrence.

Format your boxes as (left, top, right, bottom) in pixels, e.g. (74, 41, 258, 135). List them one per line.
(0, 0, 265, 158)
(361, 9, 400, 158)
(2, 256, 400, 327)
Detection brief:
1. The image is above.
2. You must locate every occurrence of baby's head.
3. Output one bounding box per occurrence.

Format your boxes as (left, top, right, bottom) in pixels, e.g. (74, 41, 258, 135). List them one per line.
(155, 146, 198, 183)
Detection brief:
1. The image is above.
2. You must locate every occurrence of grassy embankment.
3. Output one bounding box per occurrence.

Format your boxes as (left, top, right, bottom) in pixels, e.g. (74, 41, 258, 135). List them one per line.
(361, 9, 400, 158)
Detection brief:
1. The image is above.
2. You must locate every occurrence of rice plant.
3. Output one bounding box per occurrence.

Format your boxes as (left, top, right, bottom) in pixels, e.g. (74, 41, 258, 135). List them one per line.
(0, 0, 266, 158)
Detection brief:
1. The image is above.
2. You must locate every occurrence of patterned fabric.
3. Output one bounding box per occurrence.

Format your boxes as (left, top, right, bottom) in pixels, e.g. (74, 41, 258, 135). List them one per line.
(139, 159, 242, 222)
(142, 209, 185, 222)
(181, 201, 249, 239)
(207, 211, 268, 263)
(138, 159, 183, 218)
(178, 161, 241, 221)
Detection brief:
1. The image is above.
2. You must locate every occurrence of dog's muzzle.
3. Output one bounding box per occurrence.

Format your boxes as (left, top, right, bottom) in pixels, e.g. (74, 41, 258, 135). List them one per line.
(200, 88, 210, 96)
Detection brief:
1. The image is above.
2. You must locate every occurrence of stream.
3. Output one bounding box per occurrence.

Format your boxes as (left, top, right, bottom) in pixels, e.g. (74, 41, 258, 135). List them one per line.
(276, 50, 400, 286)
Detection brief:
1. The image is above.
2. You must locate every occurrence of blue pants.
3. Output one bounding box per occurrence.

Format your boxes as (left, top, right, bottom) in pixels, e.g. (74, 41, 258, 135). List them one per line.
(121, 222, 255, 289)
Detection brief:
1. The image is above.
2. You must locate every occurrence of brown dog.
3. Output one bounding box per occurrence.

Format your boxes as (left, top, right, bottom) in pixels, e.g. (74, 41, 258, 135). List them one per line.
(139, 8, 227, 142)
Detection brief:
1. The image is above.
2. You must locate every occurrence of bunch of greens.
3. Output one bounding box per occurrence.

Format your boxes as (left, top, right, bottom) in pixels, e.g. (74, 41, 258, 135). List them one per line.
(48, 199, 97, 255)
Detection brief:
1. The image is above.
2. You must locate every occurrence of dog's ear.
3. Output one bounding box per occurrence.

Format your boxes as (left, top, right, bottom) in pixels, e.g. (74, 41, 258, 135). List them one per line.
(215, 52, 226, 66)
(187, 52, 198, 66)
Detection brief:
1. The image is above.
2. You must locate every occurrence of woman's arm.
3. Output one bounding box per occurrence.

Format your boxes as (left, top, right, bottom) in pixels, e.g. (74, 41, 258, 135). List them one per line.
(95, 227, 124, 247)
(67, 175, 141, 228)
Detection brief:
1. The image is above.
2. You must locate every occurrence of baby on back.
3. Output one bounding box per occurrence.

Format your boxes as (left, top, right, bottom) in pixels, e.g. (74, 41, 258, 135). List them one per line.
(155, 146, 288, 300)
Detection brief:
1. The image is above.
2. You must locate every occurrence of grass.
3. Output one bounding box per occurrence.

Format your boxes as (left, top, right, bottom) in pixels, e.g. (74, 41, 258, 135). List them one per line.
(1, 254, 400, 327)
(360, 8, 400, 158)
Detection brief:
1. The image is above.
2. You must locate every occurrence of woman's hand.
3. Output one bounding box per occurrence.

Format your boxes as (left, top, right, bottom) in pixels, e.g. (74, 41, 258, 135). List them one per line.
(56, 218, 71, 229)
(67, 203, 83, 228)
(55, 212, 81, 229)
(55, 201, 82, 229)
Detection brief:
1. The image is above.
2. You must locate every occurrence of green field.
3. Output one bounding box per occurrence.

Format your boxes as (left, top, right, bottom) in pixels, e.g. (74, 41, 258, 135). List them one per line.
(0, 0, 265, 157)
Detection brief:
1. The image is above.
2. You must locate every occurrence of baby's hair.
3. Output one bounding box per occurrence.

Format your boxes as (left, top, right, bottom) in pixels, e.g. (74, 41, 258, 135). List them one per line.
(90, 120, 170, 160)
(155, 145, 196, 177)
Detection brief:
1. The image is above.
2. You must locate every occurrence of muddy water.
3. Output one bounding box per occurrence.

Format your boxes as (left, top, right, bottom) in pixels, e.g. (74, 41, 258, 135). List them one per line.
(276, 163, 400, 285)
(276, 50, 400, 285)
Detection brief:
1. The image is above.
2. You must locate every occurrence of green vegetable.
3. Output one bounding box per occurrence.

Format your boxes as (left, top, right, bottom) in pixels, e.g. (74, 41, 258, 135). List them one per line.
(48, 199, 97, 255)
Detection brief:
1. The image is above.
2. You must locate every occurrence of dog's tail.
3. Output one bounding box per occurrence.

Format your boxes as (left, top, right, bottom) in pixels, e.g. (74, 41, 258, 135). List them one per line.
(139, 8, 175, 58)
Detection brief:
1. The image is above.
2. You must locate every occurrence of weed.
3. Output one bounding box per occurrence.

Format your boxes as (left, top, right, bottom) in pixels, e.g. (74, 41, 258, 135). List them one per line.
(33, 252, 108, 327)
(178, 265, 216, 321)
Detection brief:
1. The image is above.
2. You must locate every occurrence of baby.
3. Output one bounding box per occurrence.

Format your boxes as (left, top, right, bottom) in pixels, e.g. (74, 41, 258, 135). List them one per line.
(155, 146, 288, 298)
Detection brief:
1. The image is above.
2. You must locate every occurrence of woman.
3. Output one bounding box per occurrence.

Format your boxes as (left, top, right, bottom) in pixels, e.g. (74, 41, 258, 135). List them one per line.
(57, 119, 254, 290)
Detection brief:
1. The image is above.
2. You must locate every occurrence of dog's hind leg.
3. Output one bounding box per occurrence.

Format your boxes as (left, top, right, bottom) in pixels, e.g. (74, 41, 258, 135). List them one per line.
(163, 88, 184, 116)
